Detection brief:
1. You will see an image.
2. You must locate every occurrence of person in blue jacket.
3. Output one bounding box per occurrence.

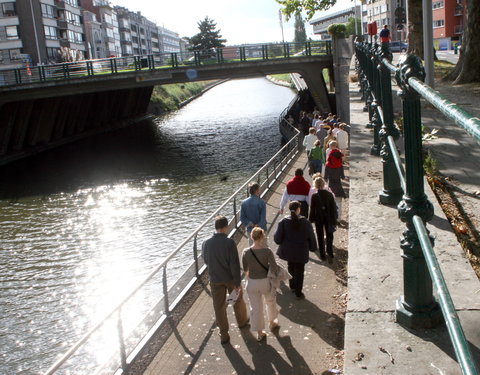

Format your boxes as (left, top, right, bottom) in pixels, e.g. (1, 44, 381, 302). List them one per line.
(240, 182, 267, 245)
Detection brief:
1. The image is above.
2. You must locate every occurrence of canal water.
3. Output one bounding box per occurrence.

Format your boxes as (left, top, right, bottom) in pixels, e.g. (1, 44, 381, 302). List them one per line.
(0, 78, 295, 374)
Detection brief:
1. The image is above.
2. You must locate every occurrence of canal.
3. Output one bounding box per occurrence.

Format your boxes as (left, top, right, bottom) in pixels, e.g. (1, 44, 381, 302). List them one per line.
(0, 78, 295, 374)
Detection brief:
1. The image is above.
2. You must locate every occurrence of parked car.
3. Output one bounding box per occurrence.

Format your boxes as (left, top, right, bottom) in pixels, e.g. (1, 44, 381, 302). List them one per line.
(390, 41, 408, 52)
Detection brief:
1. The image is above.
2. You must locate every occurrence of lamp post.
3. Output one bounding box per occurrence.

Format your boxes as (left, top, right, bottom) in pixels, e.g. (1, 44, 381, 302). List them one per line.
(279, 9, 285, 43)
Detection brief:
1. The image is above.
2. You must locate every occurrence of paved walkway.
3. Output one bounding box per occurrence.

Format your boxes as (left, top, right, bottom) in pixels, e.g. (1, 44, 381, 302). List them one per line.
(141, 152, 349, 375)
(134, 64, 480, 375)
(344, 71, 480, 374)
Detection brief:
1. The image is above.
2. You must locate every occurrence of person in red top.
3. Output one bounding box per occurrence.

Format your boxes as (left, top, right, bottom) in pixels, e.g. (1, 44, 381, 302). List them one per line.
(324, 141, 346, 222)
(279, 168, 311, 217)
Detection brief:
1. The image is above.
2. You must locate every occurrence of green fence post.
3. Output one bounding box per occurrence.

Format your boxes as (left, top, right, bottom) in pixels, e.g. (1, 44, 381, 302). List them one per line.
(377, 44, 403, 205)
(370, 102, 381, 156)
(395, 54, 442, 329)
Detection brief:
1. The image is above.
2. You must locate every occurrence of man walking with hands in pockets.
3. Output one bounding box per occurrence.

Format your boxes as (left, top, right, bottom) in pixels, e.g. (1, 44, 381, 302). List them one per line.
(202, 216, 249, 345)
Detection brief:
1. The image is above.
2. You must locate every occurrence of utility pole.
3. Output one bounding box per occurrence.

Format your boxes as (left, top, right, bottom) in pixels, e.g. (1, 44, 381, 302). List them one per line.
(423, 0, 434, 87)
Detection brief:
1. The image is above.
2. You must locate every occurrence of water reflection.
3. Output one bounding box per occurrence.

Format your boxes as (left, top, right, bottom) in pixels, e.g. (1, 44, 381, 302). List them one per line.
(0, 78, 295, 374)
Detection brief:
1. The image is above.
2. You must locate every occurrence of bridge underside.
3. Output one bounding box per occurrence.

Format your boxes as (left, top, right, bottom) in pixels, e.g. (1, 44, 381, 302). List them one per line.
(0, 57, 333, 165)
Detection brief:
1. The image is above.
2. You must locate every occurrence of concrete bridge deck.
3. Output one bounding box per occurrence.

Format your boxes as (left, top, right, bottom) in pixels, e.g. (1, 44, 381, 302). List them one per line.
(123, 74, 480, 375)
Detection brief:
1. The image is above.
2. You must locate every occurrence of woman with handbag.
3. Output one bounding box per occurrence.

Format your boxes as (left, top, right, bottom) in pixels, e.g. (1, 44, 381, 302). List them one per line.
(242, 227, 280, 341)
(274, 200, 318, 299)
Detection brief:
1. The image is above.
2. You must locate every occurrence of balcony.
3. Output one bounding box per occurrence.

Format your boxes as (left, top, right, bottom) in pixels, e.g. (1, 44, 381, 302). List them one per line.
(454, 25, 464, 34)
(454, 5, 463, 16)
(57, 19, 68, 29)
(59, 38, 70, 47)
(55, 0, 65, 9)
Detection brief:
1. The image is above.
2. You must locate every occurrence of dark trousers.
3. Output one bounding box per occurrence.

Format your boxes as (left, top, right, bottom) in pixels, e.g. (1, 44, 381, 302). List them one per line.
(315, 222, 334, 259)
(300, 201, 309, 217)
(287, 262, 305, 296)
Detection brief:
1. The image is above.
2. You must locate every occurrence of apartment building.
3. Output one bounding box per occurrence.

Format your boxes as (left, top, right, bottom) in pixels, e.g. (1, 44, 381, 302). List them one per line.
(80, 0, 120, 57)
(365, 0, 406, 42)
(310, 5, 363, 40)
(0, 0, 86, 68)
(433, 0, 466, 50)
(158, 26, 180, 54)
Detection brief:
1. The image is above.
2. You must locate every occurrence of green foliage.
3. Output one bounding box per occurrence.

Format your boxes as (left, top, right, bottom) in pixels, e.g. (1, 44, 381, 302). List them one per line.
(189, 17, 226, 57)
(423, 149, 439, 178)
(293, 12, 307, 44)
(150, 81, 212, 112)
(277, 0, 337, 21)
(345, 17, 362, 36)
(327, 23, 347, 36)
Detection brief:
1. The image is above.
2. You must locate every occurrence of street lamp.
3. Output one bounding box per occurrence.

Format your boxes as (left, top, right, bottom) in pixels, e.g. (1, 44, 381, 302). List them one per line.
(279, 9, 285, 43)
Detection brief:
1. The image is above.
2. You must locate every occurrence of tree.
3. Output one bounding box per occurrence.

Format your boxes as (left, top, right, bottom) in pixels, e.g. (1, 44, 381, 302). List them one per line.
(406, 1, 423, 57)
(189, 17, 226, 57)
(277, 0, 336, 21)
(345, 17, 362, 36)
(294, 12, 307, 44)
(446, 0, 480, 84)
(278, 0, 480, 84)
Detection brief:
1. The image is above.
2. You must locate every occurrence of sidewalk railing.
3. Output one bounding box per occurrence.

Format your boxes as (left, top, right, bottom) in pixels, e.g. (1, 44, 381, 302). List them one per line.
(355, 41, 479, 375)
(0, 41, 331, 88)
(43, 132, 300, 375)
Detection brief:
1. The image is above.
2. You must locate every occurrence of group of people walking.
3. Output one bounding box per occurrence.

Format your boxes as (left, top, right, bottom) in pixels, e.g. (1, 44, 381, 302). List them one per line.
(201, 108, 347, 345)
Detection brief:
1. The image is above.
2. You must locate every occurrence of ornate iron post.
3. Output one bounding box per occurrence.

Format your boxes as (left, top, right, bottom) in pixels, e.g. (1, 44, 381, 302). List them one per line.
(395, 55, 442, 329)
(370, 102, 382, 155)
(377, 44, 403, 205)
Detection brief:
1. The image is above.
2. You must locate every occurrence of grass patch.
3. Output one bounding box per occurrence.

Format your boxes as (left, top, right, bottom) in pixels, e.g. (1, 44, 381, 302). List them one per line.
(434, 60, 455, 80)
(150, 81, 216, 112)
(270, 74, 293, 84)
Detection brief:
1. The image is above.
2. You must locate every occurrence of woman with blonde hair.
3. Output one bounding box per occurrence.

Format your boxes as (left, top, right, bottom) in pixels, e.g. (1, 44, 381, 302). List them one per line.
(242, 227, 280, 341)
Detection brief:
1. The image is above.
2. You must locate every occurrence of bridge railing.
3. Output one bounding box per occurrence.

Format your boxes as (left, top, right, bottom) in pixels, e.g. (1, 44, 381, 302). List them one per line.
(43, 132, 300, 375)
(355, 41, 479, 375)
(0, 41, 331, 88)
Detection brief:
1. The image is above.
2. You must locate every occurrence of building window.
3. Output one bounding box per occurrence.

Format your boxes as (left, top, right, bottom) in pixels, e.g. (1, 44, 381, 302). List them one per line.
(64, 0, 79, 8)
(46, 47, 59, 61)
(131, 24, 137, 32)
(44, 25, 58, 40)
(41, 3, 55, 18)
(433, 19, 445, 28)
(1, 2, 16, 17)
(67, 30, 84, 43)
(433, 1, 444, 9)
(65, 10, 81, 25)
(5, 25, 19, 39)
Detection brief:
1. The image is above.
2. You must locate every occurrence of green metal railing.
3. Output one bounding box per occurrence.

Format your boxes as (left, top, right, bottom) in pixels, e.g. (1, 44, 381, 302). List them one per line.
(43, 132, 300, 375)
(0, 41, 331, 88)
(355, 42, 479, 375)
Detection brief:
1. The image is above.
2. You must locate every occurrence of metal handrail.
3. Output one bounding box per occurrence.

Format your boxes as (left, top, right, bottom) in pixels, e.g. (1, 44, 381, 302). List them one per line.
(413, 216, 478, 375)
(0, 40, 331, 89)
(355, 41, 479, 375)
(44, 131, 300, 375)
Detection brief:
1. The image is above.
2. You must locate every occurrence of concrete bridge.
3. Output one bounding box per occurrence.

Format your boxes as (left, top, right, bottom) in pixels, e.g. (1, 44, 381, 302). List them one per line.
(0, 41, 352, 165)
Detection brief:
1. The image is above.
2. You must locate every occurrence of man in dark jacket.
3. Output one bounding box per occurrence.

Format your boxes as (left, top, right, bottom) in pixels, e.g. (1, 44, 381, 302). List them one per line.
(274, 201, 318, 299)
(202, 216, 249, 344)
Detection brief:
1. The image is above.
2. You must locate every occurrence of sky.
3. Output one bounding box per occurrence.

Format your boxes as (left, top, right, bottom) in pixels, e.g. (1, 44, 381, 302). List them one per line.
(113, 0, 353, 45)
